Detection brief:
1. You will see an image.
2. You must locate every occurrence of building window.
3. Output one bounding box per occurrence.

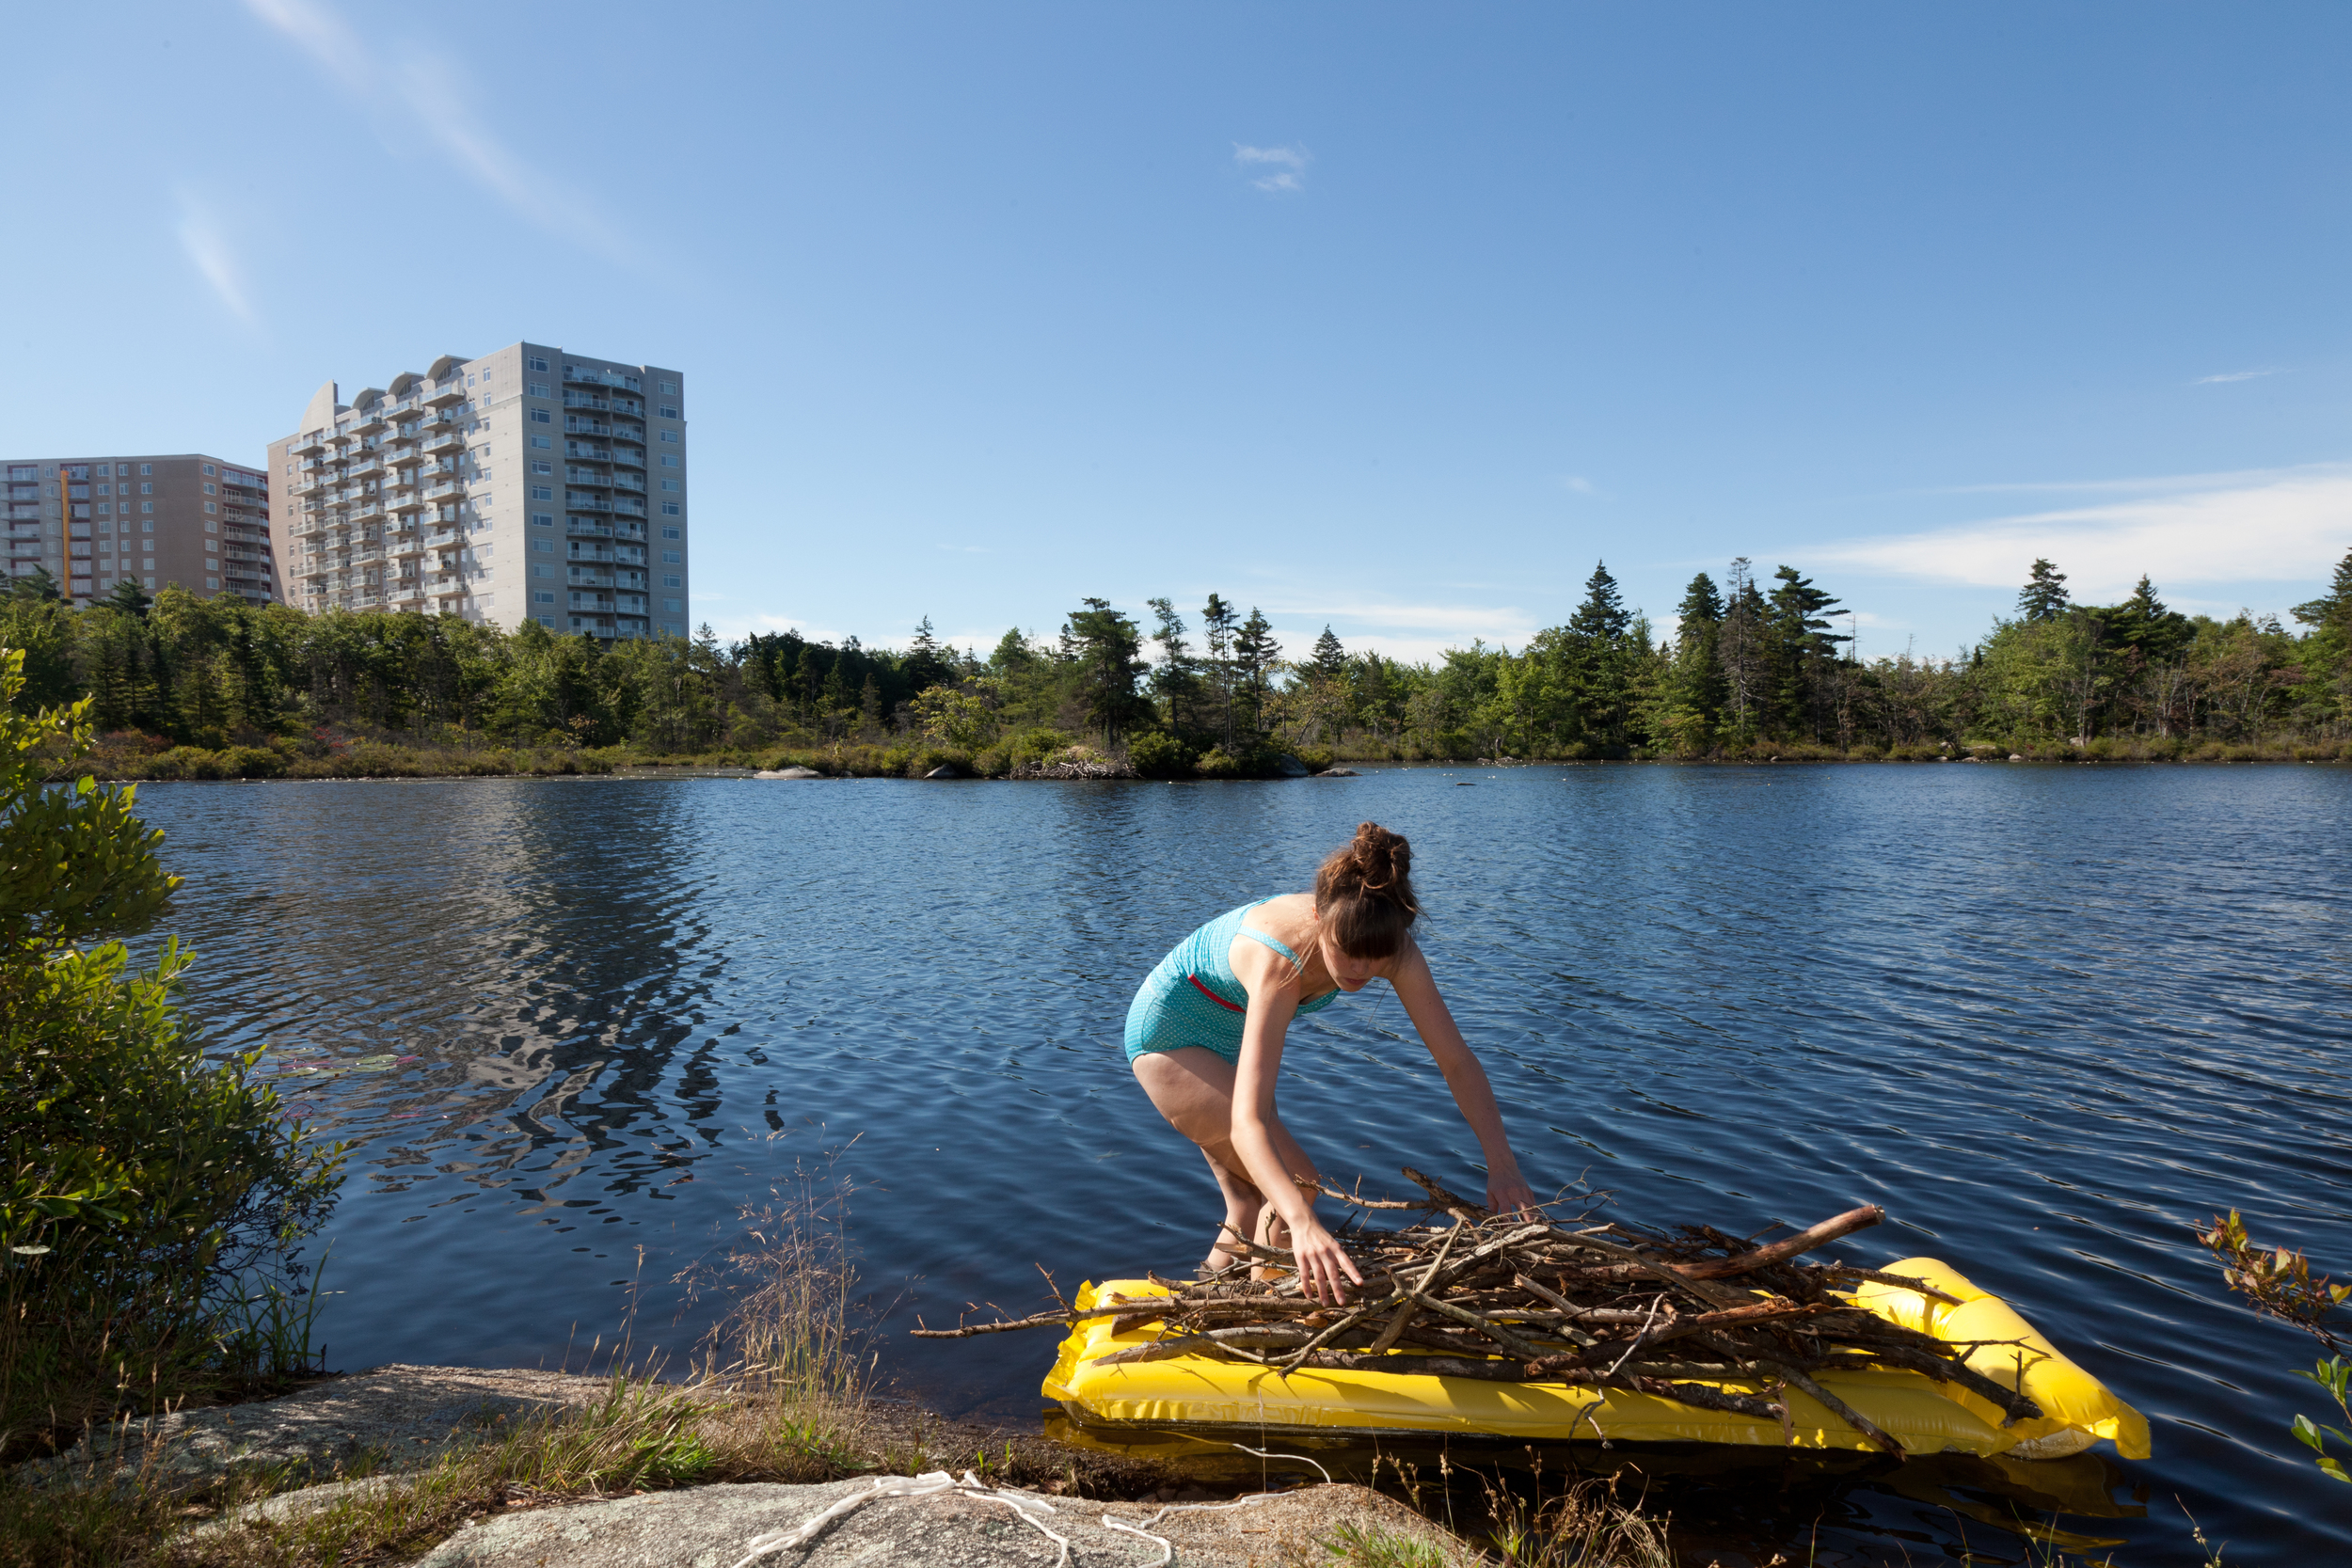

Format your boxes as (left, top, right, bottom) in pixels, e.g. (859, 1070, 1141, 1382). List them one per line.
(529, 435, 550, 450)
(660, 430, 679, 442)
(528, 356, 548, 372)
(661, 550, 680, 564)
(661, 596, 681, 611)
(139, 464, 151, 476)
(660, 503, 680, 517)
(659, 405, 680, 420)
(532, 514, 553, 528)
(140, 483, 151, 495)
(530, 409, 550, 424)
(534, 590, 555, 604)
(530, 460, 552, 475)
(201, 463, 216, 476)
(660, 455, 679, 467)
(658, 380, 677, 394)
(661, 574, 680, 588)
(661, 525, 681, 539)
(531, 486, 552, 501)
(528, 382, 550, 398)
(141, 501, 151, 514)
(142, 520, 153, 531)
(660, 480, 679, 492)
(206, 577, 218, 589)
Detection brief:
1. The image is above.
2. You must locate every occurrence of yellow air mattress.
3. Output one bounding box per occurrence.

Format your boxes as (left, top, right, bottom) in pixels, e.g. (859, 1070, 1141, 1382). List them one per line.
(1043, 1256, 2150, 1461)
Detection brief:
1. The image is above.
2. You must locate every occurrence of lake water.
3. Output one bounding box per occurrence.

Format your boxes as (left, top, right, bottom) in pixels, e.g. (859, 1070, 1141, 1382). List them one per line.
(133, 765, 2349, 1564)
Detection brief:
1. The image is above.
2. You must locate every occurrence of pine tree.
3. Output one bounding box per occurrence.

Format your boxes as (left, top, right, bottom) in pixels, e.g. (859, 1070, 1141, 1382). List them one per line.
(1201, 594, 1239, 749)
(1061, 597, 1149, 745)
(1564, 562, 1634, 746)
(1669, 572, 1728, 734)
(1310, 626, 1346, 681)
(1232, 608, 1280, 737)
(2291, 547, 2352, 638)
(2018, 559, 2071, 621)
(1765, 565, 1846, 739)
(1717, 558, 1767, 736)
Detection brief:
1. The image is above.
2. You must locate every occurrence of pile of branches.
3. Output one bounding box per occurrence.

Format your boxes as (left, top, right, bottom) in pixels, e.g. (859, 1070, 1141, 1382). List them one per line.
(914, 1170, 2042, 1456)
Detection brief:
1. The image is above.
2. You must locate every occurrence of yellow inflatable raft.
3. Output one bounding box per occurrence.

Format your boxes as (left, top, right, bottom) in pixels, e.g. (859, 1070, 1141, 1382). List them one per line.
(1043, 1257, 2149, 1461)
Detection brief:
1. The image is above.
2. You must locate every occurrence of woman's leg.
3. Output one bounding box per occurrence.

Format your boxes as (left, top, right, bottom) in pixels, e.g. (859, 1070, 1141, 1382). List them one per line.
(1131, 1046, 1319, 1273)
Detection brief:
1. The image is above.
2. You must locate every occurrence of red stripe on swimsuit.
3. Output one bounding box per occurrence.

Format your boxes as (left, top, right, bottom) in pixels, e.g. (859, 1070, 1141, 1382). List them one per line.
(1187, 974, 1246, 1013)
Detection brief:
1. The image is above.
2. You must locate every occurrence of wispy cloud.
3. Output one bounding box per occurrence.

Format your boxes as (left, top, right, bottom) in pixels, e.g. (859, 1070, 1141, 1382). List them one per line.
(2196, 367, 2284, 385)
(176, 191, 254, 324)
(1234, 143, 1311, 194)
(1804, 465, 2352, 602)
(243, 0, 631, 262)
(1560, 475, 1597, 496)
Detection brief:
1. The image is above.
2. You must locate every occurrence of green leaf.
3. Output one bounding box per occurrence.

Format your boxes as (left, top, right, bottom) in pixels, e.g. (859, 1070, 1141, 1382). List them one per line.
(2320, 1457, 2349, 1483)
(2295, 1413, 2326, 1451)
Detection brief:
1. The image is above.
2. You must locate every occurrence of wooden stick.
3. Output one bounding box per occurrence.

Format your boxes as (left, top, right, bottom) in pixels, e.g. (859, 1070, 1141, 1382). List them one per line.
(1672, 1206, 1884, 1279)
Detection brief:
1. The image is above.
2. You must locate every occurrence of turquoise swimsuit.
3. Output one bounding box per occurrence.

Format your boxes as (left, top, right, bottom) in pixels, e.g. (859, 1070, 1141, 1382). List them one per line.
(1124, 900, 1343, 1066)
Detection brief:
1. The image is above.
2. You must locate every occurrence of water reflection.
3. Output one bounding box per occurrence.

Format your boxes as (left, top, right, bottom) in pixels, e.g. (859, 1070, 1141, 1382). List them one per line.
(130, 766, 2352, 1563)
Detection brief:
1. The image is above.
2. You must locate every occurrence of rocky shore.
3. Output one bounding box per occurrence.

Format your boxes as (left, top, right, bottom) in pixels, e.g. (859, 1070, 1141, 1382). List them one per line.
(14, 1365, 1479, 1567)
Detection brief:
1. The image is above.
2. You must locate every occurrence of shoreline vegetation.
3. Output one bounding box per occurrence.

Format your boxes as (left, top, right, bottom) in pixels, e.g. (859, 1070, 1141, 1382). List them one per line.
(0, 548, 2347, 783)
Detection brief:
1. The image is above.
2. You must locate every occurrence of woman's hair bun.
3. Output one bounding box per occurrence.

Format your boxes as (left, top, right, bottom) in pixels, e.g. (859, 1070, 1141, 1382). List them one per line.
(1315, 822, 1419, 958)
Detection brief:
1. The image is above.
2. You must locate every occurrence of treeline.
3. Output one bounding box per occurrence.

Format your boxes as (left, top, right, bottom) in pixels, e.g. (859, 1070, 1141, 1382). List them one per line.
(2, 549, 2348, 778)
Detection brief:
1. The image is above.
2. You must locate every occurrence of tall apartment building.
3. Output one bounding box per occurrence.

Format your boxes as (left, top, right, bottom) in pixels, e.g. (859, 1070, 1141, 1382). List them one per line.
(3, 454, 277, 607)
(266, 342, 688, 640)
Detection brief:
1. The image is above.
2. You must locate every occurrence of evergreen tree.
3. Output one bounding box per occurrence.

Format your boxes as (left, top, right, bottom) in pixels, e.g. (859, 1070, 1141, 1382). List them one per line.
(1145, 596, 1203, 739)
(1717, 558, 1768, 736)
(9, 565, 61, 603)
(1665, 571, 1727, 738)
(1200, 594, 1238, 748)
(2291, 547, 2352, 639)
(1765, 564, 1847, 738)
(1060, 597, 1149, 745)
(2018, 559, 2071, 621)
(1232, 607, 1280, 737)
(1563, 562, 1635, 746)
(2097, 576, 2192, 663)
(904, 615, 949, 693)
(102, 578, 152, 618)
(1309, 626, 1347, 681)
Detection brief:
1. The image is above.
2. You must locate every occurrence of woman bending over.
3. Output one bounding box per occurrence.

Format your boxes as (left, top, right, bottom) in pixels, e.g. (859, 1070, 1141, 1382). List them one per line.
(1124, 821, 1536, 1305)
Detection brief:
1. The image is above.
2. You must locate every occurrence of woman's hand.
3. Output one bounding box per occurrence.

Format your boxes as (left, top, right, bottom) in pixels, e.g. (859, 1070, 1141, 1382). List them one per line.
(1486, 1170, 1540, 1220)
(1289, 1221, 1366, 1307)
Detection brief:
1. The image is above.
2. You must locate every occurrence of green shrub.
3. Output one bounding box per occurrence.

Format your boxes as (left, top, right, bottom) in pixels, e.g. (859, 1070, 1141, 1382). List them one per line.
(1194, 744, 1243, 779)
(1125, 731, 1194, 778)
(0, 650, 343, 1458)
(1294, 743, 1335, 772)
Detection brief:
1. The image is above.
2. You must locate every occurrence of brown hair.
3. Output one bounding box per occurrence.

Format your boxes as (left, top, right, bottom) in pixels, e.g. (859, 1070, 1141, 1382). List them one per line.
(1314, 822, 1420, 958)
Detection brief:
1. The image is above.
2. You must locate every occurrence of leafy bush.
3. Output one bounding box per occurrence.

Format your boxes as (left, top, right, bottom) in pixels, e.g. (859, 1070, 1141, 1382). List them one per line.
(1124, 731, 1194, 778)
(1294, 743, 1335, 771)
(0, 650, 343, 1459)
(1193, 745, 1243, 779)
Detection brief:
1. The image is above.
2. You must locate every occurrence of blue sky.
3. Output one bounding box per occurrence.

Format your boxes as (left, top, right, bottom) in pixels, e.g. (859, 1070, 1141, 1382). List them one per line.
(4, 2, 2348, 664)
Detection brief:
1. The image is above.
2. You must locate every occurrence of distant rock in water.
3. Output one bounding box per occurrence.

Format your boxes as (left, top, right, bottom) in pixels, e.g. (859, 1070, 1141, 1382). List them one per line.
(1274, 754, 1311, 777)
(923, 764, 962, 780)
(1315, 767, 1359, 777)
(756, 767, 822, 780)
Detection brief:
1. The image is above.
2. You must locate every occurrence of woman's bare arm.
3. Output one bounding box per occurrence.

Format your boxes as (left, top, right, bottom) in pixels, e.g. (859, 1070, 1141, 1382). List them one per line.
(1390, 942, 1538, 1215)
(1229, 935, 1363, 1303)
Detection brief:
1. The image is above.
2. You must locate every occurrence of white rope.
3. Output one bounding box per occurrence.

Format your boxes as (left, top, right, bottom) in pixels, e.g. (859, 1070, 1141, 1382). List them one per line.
(729, 1469, 1071, 1568)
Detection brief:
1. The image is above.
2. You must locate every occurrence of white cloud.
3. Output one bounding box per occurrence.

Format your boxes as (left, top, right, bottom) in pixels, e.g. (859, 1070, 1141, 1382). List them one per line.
(1804, 465, 2352, 602)
(176, 191, 254, 324)
(243, 0, 631, 262)
(2195, 367, 2283, 385)
(1233, 143, 1311, 193)
(1560, 475, 1597, 495)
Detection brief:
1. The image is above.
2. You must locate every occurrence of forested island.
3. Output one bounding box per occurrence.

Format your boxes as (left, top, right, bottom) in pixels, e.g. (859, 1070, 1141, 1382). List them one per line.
(3, 549, 2347, 781)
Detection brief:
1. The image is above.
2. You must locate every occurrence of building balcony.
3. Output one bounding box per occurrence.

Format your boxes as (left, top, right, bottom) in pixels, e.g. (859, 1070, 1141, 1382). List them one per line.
(565, 495, 611, 512)
(610, 447, 645, 469)
(611, 498, 647, 517)
(391, 492, 425, 515)
(564, 468, 611, 488)
(353, 406, 389, 434)
(565, 518, 611, 538)
(423, 481, 463, 501)
(612, 472, 645, 492)
(564, 442, 609, 461)
(609, 396, 644, 416)
(354, 501, 385, 519)
(564, 414, 612, 435)
(568, 566, 615, 585)
(424, 528, 465, 547)
(348, 456, 383, 477)
(292, 430, 326, 455)
(425, 381, 467, 408)
(423, 429, 464, 454)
